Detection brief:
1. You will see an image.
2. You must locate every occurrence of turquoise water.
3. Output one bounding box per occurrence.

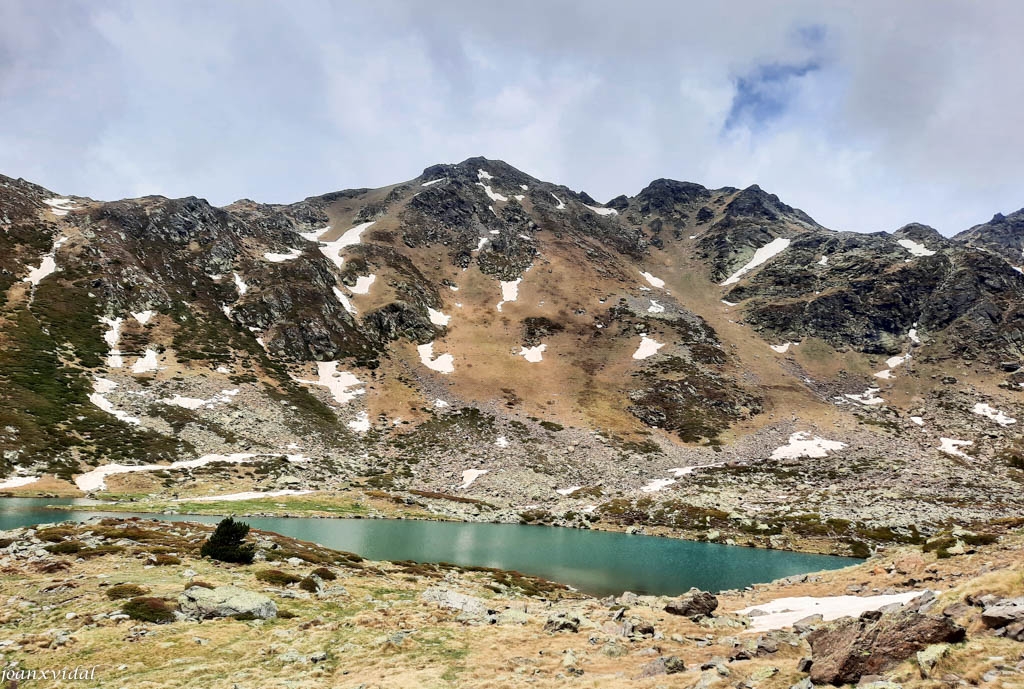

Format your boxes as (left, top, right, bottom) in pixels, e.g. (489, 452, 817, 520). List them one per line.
(0, 498, 856, 596)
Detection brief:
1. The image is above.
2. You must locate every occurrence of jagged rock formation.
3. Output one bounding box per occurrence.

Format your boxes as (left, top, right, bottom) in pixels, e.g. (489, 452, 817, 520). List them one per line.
(2, 160, 1023, 549)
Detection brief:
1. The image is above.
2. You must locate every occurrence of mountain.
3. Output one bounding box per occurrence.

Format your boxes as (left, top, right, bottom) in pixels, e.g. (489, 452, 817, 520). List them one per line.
(2, 158, 1023, 554)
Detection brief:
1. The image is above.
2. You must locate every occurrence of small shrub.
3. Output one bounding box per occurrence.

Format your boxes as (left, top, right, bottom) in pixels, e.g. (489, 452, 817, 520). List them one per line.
(255, 569, 302, 586)
(187, 580, 216, 590)
(78, 545, 125, 559)
(45, 540, 84, 554)
(107, 584, 149, 600)
(36, 527, 76, 543)
(200, 517, 255, 564)
(278, 609, 298, 619)
(299, 577, 319, 593)
(152, 554, 181, 566)
(847, 539, 871, 558)
(122, 597, 176, 624)
(311, 567, 336, 581)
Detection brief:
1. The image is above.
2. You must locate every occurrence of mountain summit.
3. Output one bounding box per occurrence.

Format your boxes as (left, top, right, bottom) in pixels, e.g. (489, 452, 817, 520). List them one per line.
(1, 158, 1022, 554)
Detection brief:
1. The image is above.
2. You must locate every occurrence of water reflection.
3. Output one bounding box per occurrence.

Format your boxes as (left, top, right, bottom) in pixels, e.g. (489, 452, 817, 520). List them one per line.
(0, 498, 856, 597)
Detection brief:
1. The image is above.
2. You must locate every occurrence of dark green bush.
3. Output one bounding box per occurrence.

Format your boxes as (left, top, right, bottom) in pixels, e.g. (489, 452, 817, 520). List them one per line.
(45, 540, 84, 554)
(106, 584, 149, 600)
(311, 567, 336, 581)
(255, 569, 302, 586)
(200, 517, 255, 564)
(152, 554, 181, 566)
(299, 577, 319, 593)
(122, 597, 176, 624)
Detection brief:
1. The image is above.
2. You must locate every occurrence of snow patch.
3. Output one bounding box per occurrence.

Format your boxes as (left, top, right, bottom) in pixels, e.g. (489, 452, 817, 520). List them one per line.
(160, 390, 238, 410)
(640, 271, 665, 289)
(293, 362, 364, 405)
(641, 478, 676, 493)
(132, 310, 154, 325)
(333, 287, 356, 315)
(908, 328, 920, 344)
(0, 475, 40, 490)
(233, 272, 248, 296)
(519, 344, 546, 362)
(460, 469, 488, 488)
(319, 221, 374, 268)
(667, 464, 724, 477)
(770, 342, 796, 353)
(417, 342, 455, 374)
(131, 349, 160, 374)
(347, 411, 371, 434)
(299, 226, 329, 242)
(910, 416, 925, 426)
(721, 237, 791, 286)
(647, 300, 665, 314)
(972, 402, 1016, 426)
(476, 182, 508, 203)
(23, 236, 68, 286)
(770, 432, 846, 460)
(428, 307, 451, 326)
(845, 388, 884, 405)
(421, 178, 446, 187)
(632, 336, 665, 360)
(818, 255, 829, 266)
(897, 238, 936, 257)
(939, 437, 973, 459)
(350, 274, 376, 295)
(886, 353, 911, 369)
(550, 193, 566, 210)
(183, 489, 312, 502)
(477, 169, 493, 181)
(496, 278, 521, 311)
(264, 248, 302, 263)
(556, 486, 581, 496)
(736, 591, 928, 633)
(584, 204, 618, 216)
(88, 377, 140, 425)
(75, 452, 270, 492)
(495, 436, 509, 448)
(99, 317, 124, 368)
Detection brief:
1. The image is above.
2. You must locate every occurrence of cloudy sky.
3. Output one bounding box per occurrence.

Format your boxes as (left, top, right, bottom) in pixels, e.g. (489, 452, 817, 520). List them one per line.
(1, 1, 1021, 234)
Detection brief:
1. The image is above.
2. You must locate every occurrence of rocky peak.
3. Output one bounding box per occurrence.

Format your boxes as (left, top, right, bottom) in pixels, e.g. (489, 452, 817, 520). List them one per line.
(954, 207, 1024, 266)
(893, 222, 947, 245)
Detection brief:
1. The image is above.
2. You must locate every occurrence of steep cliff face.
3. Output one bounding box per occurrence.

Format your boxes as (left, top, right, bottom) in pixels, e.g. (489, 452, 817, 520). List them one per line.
(1, 161, 1023, 537)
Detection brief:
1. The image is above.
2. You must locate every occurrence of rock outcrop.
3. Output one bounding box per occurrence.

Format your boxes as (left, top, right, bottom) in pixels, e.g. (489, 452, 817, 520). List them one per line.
(178, 585, 277, 620)
(806, 609, 965, 685)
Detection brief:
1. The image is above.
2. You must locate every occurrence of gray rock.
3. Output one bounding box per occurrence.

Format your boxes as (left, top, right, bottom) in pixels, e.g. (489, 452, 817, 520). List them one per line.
(178, 585, 277, 620)
(421, 587, 490, 617)
(664, 588, 718, 618)
(982, 596, 1024, 628)
(544, 612, 580, 633)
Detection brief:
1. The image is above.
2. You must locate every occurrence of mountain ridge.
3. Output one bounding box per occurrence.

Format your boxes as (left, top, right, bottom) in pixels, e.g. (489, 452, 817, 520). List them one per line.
(1, 157, 1023, 555)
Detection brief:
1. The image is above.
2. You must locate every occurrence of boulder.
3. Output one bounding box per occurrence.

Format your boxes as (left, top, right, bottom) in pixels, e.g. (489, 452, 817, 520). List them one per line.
(916, 643, 950, 678)
(664, 588, 718, 618)
(807, 610, 964, 685)
(981, 597, 1024, 628)
(421, 587, 490, 617)
(544, 612, 580, 633)
(178, 585, 277, 620)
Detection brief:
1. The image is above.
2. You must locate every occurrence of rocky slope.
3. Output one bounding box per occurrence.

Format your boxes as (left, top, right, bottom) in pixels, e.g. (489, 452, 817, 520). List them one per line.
(0, 516, 1020, 688)
(1, 160, 1023, 554)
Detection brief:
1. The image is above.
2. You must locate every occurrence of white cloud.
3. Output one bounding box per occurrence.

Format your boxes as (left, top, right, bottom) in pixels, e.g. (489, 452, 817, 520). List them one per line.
(0, 1, 1020, 235)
